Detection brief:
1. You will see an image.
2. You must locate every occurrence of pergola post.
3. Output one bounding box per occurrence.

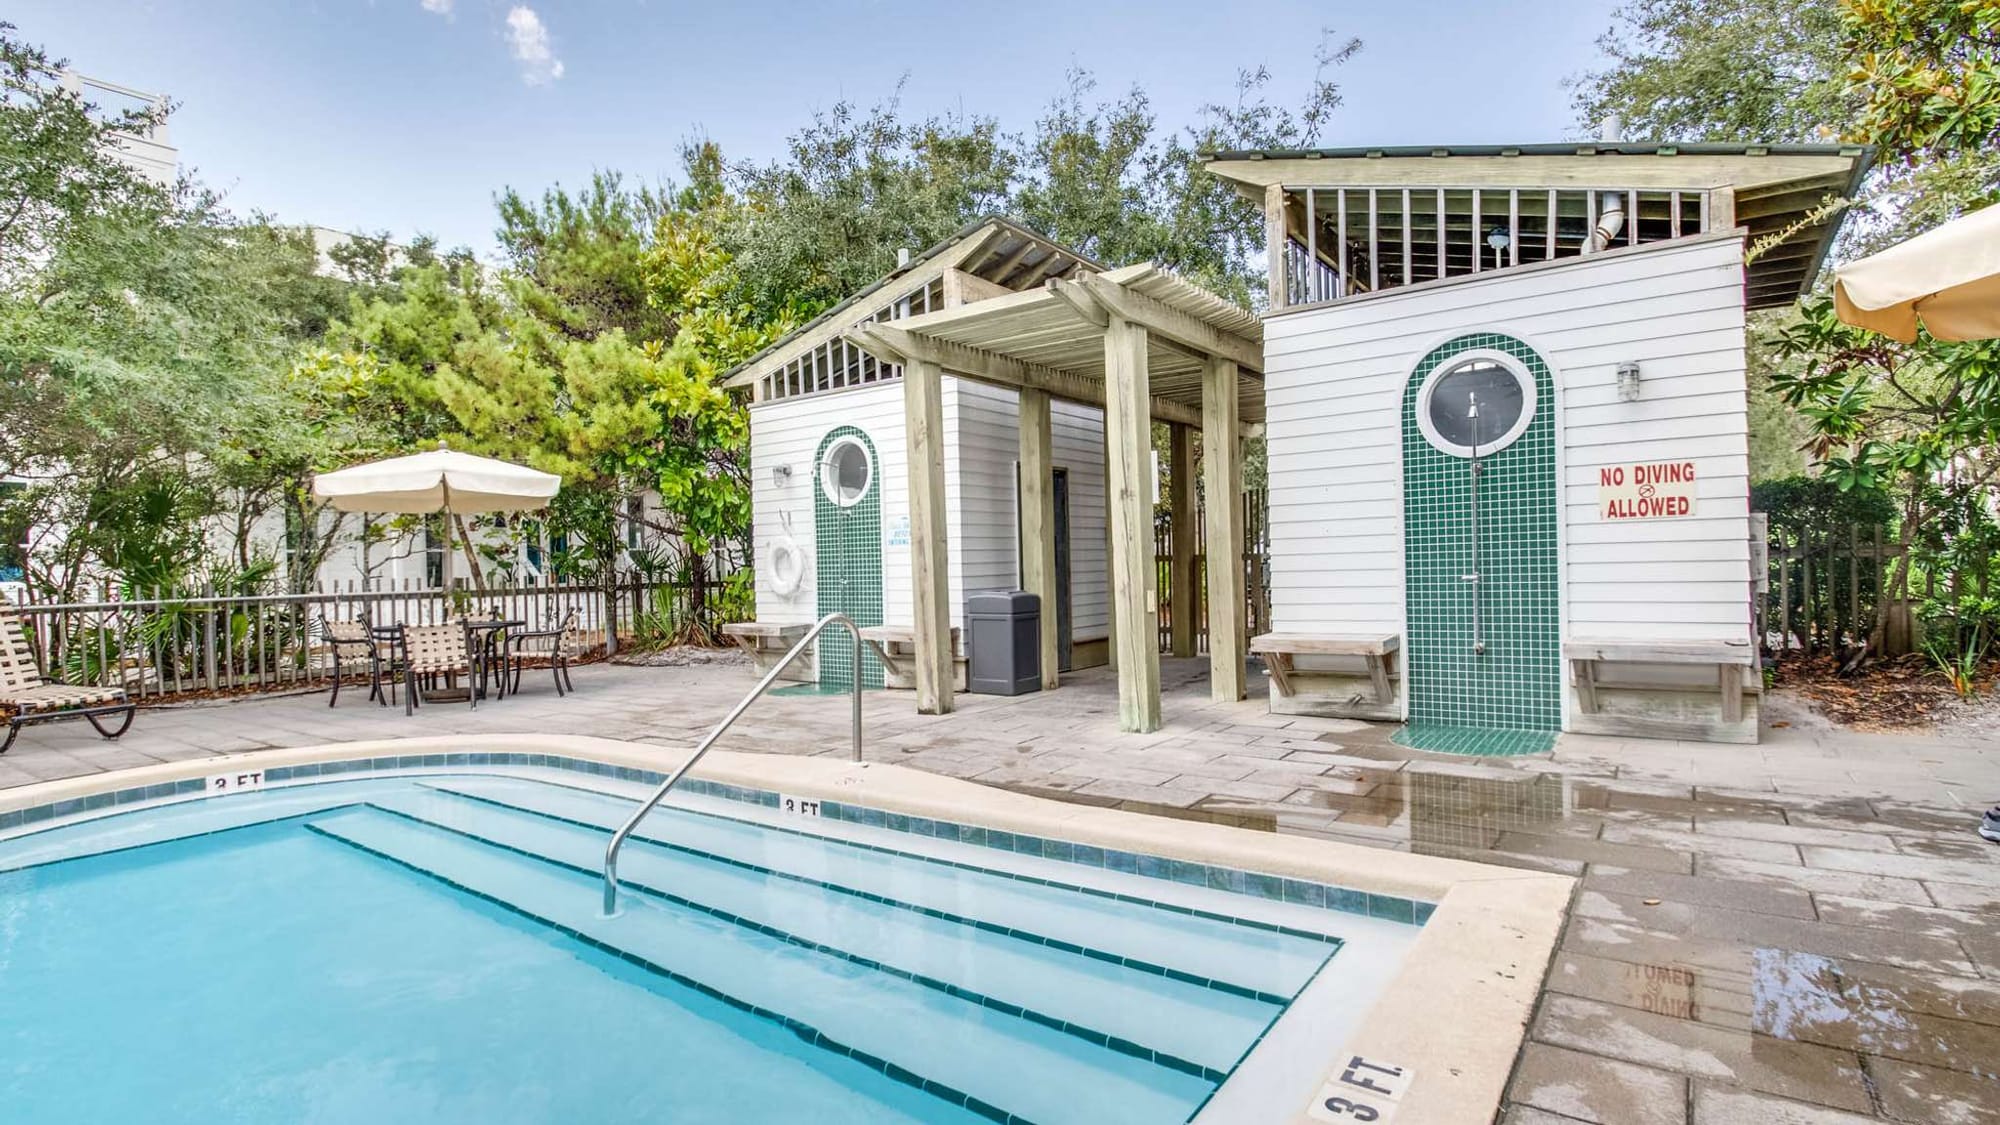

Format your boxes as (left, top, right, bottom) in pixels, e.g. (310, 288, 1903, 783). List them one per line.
(1202, 357, 1247, 702)
(1018, 388, 1061, 690)
(1105, 315, 1161, 732)
(904, 355, 954, 714)
(1168, 422, 1197, 659)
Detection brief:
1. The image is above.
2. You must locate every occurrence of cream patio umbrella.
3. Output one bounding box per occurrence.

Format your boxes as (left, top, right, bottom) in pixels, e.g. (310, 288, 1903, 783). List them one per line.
(1834, 203, 2000, 343)
(312, 441, 561, 589)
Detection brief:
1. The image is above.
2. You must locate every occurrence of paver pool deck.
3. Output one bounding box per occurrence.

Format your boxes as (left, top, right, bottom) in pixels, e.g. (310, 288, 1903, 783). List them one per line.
(4, 656, 1997, 1124)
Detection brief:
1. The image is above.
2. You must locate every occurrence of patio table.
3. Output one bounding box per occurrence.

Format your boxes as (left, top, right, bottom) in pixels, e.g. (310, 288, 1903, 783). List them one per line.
(462, 619, 525, 700)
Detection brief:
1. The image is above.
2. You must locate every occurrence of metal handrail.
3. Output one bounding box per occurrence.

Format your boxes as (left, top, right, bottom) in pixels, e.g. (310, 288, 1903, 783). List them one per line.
(602, 612, 864, 914)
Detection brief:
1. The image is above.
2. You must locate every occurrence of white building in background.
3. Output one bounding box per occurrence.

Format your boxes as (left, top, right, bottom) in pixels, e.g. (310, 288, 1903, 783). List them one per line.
(3, 75, 179, 602)
(59, 72, 176, 185)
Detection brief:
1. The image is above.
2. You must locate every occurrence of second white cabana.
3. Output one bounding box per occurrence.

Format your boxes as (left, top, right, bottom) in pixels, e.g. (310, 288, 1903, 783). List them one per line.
(843, 262, 1266, 733)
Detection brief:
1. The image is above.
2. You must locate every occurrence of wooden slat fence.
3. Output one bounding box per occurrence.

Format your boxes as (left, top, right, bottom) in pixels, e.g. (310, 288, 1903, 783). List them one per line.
(1758, 521, 1905, 656)
(1154, 487, 1271, 656)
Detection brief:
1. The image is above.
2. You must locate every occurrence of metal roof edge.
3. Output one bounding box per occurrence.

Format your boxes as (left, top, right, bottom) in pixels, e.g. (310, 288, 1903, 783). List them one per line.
(1202, 141, 1876, 163)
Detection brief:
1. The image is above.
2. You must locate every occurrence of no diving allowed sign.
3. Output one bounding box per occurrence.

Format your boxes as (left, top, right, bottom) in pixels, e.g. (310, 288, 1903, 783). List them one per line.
(1307, 1055, 1414, 1123)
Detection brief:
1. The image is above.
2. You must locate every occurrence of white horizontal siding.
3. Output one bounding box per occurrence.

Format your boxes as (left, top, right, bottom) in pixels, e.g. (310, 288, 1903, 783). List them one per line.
(1264, 233, 1754, 646)
(749, 384, 908, 626)
(749, 379, 1108, 640)
(947, 380, 1023, 629)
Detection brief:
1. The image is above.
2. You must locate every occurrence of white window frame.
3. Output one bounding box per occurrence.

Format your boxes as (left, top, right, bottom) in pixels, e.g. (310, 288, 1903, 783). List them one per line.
(819, 435, 874, 508)
(1415, 348, 1537, 459)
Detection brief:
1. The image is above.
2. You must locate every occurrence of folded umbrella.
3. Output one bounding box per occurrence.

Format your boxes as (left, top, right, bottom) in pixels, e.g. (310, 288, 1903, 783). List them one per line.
(1834, 203, 2000, 343)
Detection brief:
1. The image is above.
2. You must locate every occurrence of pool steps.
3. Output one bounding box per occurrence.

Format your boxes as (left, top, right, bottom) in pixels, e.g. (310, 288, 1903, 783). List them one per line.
(305, 806, 1214, 1125)
(421, 776, 1332, 1000)
(361, 787, 1270, 1078)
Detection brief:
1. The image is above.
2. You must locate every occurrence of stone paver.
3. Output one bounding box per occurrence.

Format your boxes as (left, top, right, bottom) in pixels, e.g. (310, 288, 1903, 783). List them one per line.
(2, 656, 1998, 1123)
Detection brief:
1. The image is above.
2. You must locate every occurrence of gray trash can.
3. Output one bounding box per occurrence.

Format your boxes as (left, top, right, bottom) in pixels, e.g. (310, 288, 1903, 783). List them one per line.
(965, 590, 1041, 695)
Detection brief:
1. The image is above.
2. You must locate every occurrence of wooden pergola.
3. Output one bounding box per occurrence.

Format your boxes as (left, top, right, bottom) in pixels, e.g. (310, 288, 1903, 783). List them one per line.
(845, 263, 1265, 733)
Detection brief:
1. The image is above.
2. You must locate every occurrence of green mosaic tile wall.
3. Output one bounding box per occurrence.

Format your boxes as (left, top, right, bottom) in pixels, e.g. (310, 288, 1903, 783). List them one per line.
(813, 426, 885, 689)
(1401, 334, 1561, 733)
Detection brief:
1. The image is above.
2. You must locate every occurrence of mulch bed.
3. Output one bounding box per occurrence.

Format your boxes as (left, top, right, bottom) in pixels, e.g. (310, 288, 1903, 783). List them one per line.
(1770, 651, 1983, 730)
(607, 645, 748, 668)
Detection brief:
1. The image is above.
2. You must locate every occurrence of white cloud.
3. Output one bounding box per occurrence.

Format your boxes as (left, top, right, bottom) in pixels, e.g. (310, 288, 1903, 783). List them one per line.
(504, 6, 564, 85)
(420, 0, 453, 13)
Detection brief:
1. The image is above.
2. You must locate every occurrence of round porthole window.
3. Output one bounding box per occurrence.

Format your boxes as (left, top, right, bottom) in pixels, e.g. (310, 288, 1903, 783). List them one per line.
(1416, 351, 1537, 458)
(820, 436, 872, 508)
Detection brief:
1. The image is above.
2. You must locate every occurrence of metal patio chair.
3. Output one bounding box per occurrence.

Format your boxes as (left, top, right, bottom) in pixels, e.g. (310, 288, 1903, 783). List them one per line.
(505, 607, 579, 697)
(319, 615, 389, 708)
(399, 622, 475, 716)
(0, 610, 137, 754)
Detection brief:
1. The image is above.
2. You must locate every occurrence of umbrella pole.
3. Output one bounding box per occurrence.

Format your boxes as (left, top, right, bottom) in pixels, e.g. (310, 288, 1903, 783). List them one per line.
(439, 481, 455, 596)
(438, 510, 454, 592)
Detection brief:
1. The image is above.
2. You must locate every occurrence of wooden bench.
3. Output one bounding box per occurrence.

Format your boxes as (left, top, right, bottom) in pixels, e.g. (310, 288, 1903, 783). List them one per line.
(1565, 638, 1760, 743)
(1250, 633, 1401, 719)
(858, 626, 967, 692)
(721, 622, 815, 683)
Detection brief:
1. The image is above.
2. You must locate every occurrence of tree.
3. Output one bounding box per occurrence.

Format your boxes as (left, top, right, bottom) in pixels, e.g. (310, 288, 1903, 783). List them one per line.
(1846, 0, 2000, 168)
(1569, 0, 1854, 142)
(723, 93, 1016, 320)
(495, 171, 672, 341)
(0, 24, 350, 599)
(1769, 303, 2000, 653)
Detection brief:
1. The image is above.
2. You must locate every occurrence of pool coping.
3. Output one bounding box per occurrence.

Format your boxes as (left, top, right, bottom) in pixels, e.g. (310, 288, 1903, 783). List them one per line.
(0, 734, 1573, 1125)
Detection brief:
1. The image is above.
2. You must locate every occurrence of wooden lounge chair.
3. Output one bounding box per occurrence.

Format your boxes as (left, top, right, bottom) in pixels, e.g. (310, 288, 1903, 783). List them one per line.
(506, 608, 579, 697)
(0, 610, 136, 754)
(400, 622, 475, 716)
(319, 615, 388, 708)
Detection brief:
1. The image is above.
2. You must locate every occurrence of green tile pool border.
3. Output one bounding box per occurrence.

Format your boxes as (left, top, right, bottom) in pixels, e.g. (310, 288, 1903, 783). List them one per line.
(0, 752, 1433, 929)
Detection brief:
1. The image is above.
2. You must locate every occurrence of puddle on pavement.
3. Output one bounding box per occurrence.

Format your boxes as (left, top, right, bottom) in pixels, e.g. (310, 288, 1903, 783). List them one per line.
(1752, 948, 1916, 1048)
(987, 745, 2000, 1094)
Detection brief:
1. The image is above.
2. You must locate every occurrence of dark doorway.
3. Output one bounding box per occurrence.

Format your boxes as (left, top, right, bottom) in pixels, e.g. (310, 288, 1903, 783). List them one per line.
(1017, 466, 1075, 674)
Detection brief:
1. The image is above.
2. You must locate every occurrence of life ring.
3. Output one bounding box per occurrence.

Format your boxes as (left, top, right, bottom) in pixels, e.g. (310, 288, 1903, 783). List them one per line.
(767, 535, 809, 599)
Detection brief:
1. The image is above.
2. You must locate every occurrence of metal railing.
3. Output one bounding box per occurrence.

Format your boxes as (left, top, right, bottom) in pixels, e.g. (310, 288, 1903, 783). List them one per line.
(601, 612, 864, 915)
(0, 576, 728, 701)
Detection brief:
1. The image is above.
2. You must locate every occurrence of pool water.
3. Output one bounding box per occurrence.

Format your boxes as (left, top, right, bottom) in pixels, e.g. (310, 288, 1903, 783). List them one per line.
(0, 774, 1366, 1124)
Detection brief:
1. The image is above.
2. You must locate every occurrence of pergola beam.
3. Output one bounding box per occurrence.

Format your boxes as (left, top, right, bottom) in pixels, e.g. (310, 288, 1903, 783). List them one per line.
(989, 240, 1040, 286)
(1015, 250, 1073, 287)
(1046, 277, 1110, 327)
(1080, 275, 1264, 373)
(847, 323, 1204, 428)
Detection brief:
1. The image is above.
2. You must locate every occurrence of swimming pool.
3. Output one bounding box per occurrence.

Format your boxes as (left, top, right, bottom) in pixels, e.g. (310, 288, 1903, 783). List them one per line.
(0, 753, 1447, 1125)
(0, 740, 1571, 1123)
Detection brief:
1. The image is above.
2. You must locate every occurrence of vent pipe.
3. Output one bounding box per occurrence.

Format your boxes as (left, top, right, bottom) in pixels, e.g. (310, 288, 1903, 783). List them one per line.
(1599, 114, 1623, 143)
(896, 247, 912, 268)
(1588, 192, 1627, 253)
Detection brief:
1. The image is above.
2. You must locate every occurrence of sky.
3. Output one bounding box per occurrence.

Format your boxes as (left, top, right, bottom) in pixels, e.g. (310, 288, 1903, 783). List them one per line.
(15, 1, 1624, 255)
